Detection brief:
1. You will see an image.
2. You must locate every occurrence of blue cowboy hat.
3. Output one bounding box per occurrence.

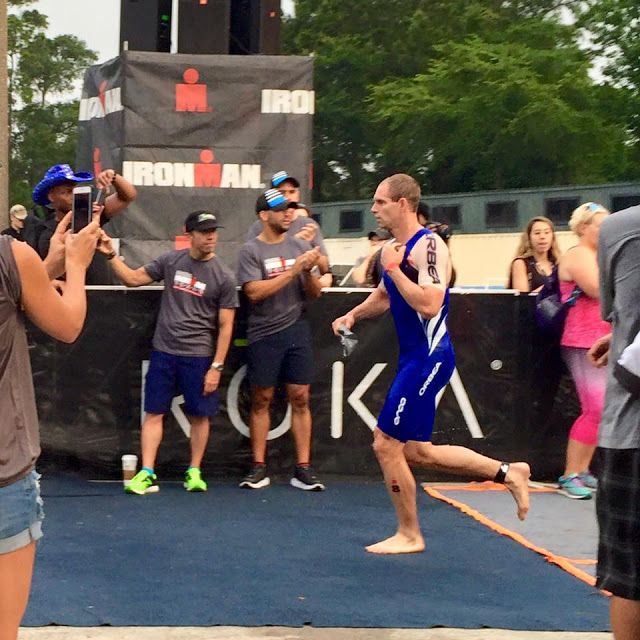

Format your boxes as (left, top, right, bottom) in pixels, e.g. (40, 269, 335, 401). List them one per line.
(32, 164, 94, 206)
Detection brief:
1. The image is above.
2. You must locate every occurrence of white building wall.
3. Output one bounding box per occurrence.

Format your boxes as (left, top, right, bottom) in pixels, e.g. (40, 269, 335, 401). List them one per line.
(325, 231, 577, 288)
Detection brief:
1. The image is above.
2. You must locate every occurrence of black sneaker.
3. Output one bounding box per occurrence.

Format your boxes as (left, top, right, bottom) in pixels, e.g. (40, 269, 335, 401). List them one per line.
(239, 463, 270, 489)
(290, 465, 325, 491)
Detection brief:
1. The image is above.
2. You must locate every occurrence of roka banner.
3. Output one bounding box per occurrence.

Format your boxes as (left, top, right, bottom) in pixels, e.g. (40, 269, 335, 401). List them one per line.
(77, 51, 314, 269)
(30, 291, 578, 482)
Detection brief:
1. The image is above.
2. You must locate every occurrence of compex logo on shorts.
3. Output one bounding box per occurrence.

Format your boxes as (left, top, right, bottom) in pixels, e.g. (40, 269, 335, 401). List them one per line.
(419, 362, 442, 396)
(393, 397, 407, 426)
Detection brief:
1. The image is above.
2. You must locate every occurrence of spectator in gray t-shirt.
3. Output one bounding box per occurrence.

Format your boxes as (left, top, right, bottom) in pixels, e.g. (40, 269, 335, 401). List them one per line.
(245, 170, 332, 287)
(587, 205, 640, 632)
(97, 210, 238, 495)
(236, 189, 325, 492)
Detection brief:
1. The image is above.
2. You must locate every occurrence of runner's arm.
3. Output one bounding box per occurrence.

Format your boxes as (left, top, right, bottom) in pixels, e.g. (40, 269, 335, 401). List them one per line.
(383, 235, 447, 318)
(331, 284, 389, 334)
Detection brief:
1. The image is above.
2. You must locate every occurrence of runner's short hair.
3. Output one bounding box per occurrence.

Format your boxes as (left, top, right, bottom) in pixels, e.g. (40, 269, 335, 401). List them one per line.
(382, 174, 421, 212)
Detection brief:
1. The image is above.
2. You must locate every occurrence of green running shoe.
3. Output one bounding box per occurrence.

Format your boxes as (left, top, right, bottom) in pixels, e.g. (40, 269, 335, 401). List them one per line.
(125, 469, 159, 495)
(184, 468, 207, 492)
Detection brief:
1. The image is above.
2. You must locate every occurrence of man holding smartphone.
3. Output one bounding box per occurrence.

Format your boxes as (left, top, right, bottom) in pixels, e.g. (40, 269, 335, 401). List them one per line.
(31, 164, 137, 283)
(97, 211, 238, 494)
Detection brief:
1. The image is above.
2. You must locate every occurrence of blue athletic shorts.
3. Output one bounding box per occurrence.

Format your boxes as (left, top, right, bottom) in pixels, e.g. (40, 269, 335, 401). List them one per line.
(377, 345, 455, 443)
(144, 350, 219, 417)
(247, 319, 314, 388)
(0, 470, 44, 555)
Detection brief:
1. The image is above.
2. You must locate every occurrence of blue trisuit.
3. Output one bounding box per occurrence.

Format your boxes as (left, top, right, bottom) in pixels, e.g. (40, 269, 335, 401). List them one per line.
(377, 229, 455, 443)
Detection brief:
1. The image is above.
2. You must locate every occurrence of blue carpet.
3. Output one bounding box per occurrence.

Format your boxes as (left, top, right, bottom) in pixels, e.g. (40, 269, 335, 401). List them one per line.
(23, 476, 609, 630)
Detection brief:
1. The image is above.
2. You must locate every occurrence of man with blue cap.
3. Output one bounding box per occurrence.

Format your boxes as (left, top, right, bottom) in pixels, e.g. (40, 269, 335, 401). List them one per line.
(31, 164, 137, 281)
(237, 189, 325, 491)
(246, 171, 332, 286)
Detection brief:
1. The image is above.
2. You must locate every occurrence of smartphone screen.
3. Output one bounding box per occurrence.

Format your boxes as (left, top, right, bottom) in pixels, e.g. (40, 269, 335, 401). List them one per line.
(72, 187, 92, 232)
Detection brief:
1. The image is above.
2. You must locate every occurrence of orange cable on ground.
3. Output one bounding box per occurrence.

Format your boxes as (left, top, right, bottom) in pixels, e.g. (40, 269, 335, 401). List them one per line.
(426, 481, 556, 493)
(423, 485, 600, 589)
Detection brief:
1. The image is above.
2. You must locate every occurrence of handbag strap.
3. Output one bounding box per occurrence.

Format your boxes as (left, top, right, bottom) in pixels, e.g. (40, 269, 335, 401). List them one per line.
(564, 286, 582, 308)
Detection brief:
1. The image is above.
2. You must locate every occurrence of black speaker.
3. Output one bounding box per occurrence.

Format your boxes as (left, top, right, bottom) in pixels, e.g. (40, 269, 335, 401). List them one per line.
(177, 0, 230, 55)
(120, 0, 173, 53)
(258, 0, 281, 55)
(230, 0, 281, 55)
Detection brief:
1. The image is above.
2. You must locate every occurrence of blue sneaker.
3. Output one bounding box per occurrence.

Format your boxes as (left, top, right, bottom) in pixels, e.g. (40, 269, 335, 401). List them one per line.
(558, 473, 592, 500)
(578, 471, 598, 490)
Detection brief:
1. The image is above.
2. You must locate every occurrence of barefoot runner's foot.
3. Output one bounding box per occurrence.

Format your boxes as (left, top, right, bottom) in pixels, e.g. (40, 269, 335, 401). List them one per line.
(504, 462, 531, 521)
(365, 532, 426, 555)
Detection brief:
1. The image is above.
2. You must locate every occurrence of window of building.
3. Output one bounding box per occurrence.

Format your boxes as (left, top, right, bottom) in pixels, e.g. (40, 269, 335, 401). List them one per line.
(544, 197, 579, 228)
(311, 213, 322, 227)
(485, 201, 517, 230)
(339, 209, 363, 232)
(430, 205, 461, 227)
(611, 194, 640, 212)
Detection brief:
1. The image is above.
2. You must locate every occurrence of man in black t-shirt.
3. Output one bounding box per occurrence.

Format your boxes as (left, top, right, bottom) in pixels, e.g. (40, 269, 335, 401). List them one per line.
(31, 164, 137, 283)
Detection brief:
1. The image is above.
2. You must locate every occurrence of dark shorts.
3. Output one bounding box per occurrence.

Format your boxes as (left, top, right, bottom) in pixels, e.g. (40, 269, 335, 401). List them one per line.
(144, 350, 219, 417)
(378, 345, 455, 443)
(596, 447, 640, 600)
(247, 319, 313, 388)
(0, 470, 44, 554)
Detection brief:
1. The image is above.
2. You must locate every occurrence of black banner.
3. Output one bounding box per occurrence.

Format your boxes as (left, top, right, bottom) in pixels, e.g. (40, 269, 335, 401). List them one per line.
(30, 291, 577, 481)
(77, 52, 314, 270)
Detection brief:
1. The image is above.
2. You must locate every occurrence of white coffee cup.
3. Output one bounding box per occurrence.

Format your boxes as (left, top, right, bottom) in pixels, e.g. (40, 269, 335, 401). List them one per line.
(121, 454, 138, 486)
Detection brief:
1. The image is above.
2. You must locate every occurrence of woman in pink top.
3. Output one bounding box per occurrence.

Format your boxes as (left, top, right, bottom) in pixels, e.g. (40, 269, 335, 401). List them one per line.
(556, 202, 610, 499)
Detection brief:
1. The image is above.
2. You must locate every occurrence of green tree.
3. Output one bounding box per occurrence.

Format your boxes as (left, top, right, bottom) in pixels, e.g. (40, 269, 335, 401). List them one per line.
(8, 0, 97, 209)
(7, 7, 47, 132)
(369, 22, 628, 191)
(579, 1, 640, 144)
(17, 33, 97, 106)
(10, 103, 80, 208)
(285, 0, 633, 200)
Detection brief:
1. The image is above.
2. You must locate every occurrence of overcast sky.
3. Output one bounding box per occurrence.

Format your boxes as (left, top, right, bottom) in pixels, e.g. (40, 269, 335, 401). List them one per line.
(33, 0, 295, 63)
